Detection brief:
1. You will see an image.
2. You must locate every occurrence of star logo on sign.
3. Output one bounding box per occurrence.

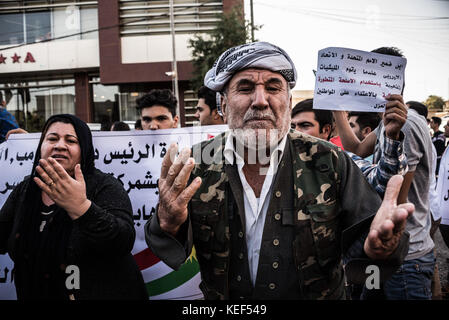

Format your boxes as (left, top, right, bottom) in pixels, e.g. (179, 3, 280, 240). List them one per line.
(0, 54, 6, 64)
(11, 53, 21, 63)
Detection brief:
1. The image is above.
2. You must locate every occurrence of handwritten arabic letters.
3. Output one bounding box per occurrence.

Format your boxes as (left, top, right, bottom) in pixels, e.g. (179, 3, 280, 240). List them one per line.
(314, 46, 406, 112)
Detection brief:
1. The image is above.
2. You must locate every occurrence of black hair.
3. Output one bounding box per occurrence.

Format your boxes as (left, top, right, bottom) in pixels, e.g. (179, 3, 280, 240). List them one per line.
(406, 101, 428, 118)
(134, 119, 142, 130)
(198, 86, 217, 112)
(136, 89, 177, 117)
(111, 121, 130, 131)
(348, 111, 381, 131)
(371, 47, 404, 57)
(431, 116, 442, 126)
(291, 98, 333, 131)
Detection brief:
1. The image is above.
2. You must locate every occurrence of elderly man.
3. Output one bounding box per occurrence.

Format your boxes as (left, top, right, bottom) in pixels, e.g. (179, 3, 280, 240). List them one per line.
(145, 42, 413, 300)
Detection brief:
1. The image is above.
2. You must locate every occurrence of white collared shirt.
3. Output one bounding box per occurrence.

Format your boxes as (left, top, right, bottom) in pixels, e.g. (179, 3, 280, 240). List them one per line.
(223, 132, 288, 286)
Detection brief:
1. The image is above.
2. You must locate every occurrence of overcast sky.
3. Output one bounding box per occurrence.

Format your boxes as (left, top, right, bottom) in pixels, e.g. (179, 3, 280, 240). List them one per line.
(244, 0, 449, 102)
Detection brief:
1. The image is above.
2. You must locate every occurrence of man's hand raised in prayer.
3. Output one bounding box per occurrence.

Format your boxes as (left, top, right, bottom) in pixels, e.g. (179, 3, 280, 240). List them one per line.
(364, 175, 414, 260)
(157, 143, 202, 236)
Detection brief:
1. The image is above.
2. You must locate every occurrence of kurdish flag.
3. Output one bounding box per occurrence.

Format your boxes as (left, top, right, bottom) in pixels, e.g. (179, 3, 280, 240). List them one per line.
(133, 246, 203, 300)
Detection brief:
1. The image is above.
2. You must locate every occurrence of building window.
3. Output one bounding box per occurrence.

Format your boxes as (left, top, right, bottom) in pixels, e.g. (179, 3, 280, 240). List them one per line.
(119, 92, 142, 123)
(26, 11, 52, 43)
(0, 1, 98, 45)
(0, 80, 75, 132)
(120, 0, 223, 36)
(0, 13, 24, 45)
(92, 82, 120, 130)
(80, 6, 98, 39)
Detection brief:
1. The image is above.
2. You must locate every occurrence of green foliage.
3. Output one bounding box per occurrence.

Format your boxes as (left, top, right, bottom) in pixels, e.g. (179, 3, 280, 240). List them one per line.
(188, 6, 261, 91)
(424, 95, 445, 111)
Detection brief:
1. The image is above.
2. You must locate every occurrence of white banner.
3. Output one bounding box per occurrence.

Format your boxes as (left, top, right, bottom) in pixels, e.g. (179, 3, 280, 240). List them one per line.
(313, 47, 407, 112)
(0, 124, 228, 300)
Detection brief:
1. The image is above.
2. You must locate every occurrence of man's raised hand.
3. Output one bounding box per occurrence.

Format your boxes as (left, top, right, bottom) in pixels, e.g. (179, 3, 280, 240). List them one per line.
(384, 94, 407, 141)
(157, 143, 202, 236)
(364, 174, 414, 260)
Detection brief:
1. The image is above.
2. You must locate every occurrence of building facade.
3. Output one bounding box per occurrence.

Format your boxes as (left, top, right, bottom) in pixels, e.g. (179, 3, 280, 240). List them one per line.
(0, 0, 242, 131)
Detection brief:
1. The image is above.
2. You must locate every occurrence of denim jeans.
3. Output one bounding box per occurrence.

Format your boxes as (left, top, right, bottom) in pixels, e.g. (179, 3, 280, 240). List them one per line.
(382, 251, 435, 300)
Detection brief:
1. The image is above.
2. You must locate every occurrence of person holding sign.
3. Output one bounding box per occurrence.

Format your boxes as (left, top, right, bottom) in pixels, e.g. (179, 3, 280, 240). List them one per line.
(146, 42, 414, 300)
(333, 47, 435, 300)
(0, 114, 148, 300)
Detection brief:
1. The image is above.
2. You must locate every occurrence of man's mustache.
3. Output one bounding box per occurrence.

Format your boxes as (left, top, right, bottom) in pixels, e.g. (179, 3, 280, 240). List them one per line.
(243, 110, 276, 123)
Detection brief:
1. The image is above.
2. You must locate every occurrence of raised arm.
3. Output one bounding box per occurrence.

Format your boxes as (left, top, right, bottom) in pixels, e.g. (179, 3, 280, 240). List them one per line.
(145, 143, 202, 270)
(333, 110, 377, 158)
(333, 94, 407, 158)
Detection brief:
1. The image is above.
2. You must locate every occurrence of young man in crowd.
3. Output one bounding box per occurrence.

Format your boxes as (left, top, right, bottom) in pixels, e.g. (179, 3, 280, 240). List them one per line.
(291, 98, 332, 140)
(194, 86, 225, 126)
(137, 89, 179, 130)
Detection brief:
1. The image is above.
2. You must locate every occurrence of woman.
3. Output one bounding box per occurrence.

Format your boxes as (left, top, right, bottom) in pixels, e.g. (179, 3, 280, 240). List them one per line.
(0, 114, 148, 300)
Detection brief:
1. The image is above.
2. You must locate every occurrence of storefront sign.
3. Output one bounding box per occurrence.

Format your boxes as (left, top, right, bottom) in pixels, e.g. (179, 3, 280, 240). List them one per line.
(0, 52, 36, 64)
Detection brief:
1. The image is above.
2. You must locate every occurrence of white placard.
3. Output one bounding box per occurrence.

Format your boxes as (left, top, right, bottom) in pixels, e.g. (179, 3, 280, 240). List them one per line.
(313, 47, 407, 112)
(0, 125, 228, 300)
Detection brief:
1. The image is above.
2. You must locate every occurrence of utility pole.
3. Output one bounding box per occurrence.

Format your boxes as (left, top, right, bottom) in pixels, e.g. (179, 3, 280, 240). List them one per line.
(250, 0, 255, 42)
(169, 0, 180, 126)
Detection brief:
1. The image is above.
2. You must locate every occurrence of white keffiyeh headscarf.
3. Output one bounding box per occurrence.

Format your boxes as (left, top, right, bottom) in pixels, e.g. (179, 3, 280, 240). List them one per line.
(204, 41, 297, 92)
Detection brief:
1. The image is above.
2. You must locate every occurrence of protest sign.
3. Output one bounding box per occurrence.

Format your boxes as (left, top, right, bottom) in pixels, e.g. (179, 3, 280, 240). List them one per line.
(0, 124, 228, 300)
(313, 47, 407, 112)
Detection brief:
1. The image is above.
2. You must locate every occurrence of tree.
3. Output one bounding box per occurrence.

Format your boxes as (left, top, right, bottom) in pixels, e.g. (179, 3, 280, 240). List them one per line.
(188, 6, 261, 91)
(424, 95, 445, 111)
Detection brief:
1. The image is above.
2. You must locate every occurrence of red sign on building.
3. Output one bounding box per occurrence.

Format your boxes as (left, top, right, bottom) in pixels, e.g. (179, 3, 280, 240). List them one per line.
(0, 52, 36, 64)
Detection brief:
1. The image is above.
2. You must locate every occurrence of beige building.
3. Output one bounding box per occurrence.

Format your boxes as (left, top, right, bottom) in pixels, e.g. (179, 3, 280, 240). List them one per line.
(292, 89, 314, 106)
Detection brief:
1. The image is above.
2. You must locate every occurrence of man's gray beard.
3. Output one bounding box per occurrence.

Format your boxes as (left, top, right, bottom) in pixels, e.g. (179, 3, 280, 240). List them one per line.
(230, 127, 289, 167)
(229, 108, 289, 151)
(232, 128, 283, 151)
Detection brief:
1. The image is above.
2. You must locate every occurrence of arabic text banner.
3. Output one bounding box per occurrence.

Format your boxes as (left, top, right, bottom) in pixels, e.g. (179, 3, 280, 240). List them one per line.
(313, 47, 407, 112)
